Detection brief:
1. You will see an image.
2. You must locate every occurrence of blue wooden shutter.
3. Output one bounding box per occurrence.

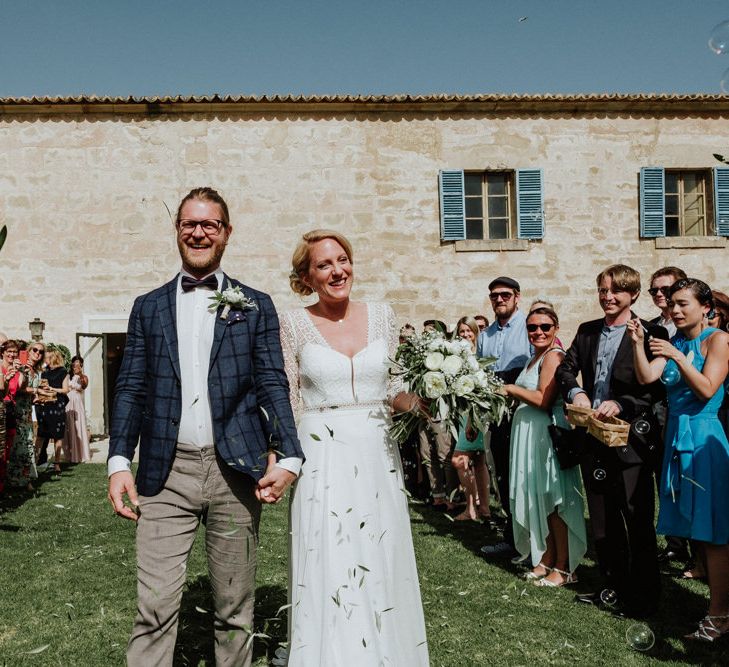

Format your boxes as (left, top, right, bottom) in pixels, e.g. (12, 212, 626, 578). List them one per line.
(438, 170, 465, 241)
(639, 167, 665, 237)
(713, 166, 729, 236)
(515, 168, 544, 239)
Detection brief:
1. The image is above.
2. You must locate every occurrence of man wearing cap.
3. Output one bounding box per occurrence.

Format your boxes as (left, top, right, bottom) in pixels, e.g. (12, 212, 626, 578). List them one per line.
(476, 277, 531, 557)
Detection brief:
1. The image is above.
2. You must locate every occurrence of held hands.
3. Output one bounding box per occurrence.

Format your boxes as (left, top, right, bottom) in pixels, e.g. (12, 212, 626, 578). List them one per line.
(256, 454, 297, 504)
(108, 470, 140, 521)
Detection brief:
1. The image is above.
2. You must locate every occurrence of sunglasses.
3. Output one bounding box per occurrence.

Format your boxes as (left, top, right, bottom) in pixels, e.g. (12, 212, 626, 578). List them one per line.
(489, 291, 514, 302)
(526, 323, 555, 333)
(30, 347, 44, 353)
(648, 286, 670, 297)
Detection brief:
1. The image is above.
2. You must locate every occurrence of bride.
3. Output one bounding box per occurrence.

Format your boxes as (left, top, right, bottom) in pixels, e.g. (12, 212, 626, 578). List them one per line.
(279, 230, 429, 666)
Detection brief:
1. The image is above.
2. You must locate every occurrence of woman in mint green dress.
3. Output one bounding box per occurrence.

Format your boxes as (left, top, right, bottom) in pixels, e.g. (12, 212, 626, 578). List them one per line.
(629, 279, 729, 642)
(504, 308, 587, 586)
(451, 317, 492, 522)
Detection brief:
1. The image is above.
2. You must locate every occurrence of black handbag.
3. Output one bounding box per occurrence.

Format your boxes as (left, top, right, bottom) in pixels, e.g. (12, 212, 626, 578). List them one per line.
(547, 412, 582, 470)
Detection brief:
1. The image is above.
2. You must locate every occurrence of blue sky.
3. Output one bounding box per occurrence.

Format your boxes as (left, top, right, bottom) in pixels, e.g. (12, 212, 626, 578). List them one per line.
(2, 1, 729, 97)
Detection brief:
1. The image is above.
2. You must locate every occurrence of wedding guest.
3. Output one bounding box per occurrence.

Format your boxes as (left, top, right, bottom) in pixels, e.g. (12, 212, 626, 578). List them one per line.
(65, 355, 91, 463)
(1, 339, 22, 494)
(399, 323, 416, 342)
(648, 266, 687, 337)
(451, 317, 492, 523)
(708, 290, 729, 332)
(37, 349, 69, 475)
(646, 267, 690, 567)
(423, 319, 448, 335)
(5, 341, 38, 491)
(6, 341, 42, 491)
(419, 320, 457, 510)
(504, 307, 587, 585)
(556, 264, 667, 618)
(628, 278, 729, 640)
(474, 315, 489, 332)
(529, 299, 563, 348)
(0, 333, 7, 491)
(478, 277, 531, 557)
(710, 290, 729, 440)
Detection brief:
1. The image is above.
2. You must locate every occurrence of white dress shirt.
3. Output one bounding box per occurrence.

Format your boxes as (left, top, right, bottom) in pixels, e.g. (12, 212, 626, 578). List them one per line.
(108, 267, 301, 477)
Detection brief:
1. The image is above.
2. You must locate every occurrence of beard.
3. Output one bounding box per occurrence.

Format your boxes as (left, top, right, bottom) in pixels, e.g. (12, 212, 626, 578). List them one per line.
(177, 237, 227, 276)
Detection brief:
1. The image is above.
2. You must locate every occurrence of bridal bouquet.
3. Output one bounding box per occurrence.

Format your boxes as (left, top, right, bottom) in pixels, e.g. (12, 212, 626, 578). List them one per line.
(389, 331, 508, 444)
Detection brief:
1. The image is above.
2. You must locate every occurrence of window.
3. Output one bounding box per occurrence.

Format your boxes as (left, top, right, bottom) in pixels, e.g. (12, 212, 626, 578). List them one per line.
(439, 168, 544, 242)
(665, 170, 710, 236)
(464, 171, 515, 240)
(640, 166, 729, 238)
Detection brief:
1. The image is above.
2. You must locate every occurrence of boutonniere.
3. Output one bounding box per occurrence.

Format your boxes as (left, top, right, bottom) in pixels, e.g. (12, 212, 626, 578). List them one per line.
(209, 286, 258, 320)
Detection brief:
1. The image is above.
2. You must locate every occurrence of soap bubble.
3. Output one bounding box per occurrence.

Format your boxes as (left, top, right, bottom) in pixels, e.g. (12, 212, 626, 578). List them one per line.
(633, 419, 651, 435)
(593, 468, 607, 481)
(660, 362, 680, 386)
(626, 623, 655, 652)
(721, 67, 729, 94)
(709, 21, 729, 55)
(599, 588, 618, 606)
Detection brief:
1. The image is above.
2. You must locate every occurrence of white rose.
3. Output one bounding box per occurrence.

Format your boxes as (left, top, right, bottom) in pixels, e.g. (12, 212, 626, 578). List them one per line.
(444, 340, 460, 355)
(453, 375, 476, 396)
(427, 339, 443, 352)
(467, 356, 480, 372)
(423, 371, 447, 398)
(222, 288, 245, 304)
(474, 370, 488, 387)
(424, 352, 445, 370)
(441, 355, 463, 375)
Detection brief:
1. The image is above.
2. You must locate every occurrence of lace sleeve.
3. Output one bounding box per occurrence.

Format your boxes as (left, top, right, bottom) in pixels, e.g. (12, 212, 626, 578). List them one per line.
(384, 303, 404, 402)
(279, 310, 302, 422)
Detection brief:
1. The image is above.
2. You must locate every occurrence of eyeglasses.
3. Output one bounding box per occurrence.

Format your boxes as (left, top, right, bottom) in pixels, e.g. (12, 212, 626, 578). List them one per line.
(489, 291, 514, 302)
(648, 286, 670, 297)
(30, 347, 44, 353)
(526, 323, 555, 333)
(177, 219, 226, 236)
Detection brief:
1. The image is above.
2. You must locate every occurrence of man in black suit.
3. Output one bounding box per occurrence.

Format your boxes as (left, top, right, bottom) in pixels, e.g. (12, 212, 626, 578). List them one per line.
(556, 264, 667, 618)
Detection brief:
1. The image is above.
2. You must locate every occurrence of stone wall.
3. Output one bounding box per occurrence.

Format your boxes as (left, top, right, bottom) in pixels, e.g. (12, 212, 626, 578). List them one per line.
(1, 103, 727, 350)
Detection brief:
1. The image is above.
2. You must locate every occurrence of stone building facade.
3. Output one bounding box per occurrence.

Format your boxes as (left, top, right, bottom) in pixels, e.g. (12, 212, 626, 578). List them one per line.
(1, 94, 727, 431)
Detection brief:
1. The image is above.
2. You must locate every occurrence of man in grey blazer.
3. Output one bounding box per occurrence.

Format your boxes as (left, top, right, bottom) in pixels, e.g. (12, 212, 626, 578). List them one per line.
(108, 187, 303, 666)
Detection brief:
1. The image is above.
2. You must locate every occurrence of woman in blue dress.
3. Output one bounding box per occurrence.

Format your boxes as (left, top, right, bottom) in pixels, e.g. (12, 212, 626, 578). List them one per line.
(629, 278, 729, 642)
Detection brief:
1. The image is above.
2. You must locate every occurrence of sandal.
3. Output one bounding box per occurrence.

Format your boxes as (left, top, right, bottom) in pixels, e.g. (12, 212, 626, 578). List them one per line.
(453, 511, 478, 522)
(523, 562, 551, 580)
(684, 615, 729, 642)
(535, 568, 578, 587)
(682, 567, 707, 581)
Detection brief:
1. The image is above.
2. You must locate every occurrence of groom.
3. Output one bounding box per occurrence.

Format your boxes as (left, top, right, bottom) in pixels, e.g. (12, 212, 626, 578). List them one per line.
(107, 187, 303, 666)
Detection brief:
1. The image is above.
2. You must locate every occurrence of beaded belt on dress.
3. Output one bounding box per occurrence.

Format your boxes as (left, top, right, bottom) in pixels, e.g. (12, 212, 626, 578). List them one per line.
(302, 400, 388, 413)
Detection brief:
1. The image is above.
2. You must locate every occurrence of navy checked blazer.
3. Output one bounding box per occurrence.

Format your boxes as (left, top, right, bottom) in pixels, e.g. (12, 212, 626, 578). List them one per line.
(109, 274, 303, 496)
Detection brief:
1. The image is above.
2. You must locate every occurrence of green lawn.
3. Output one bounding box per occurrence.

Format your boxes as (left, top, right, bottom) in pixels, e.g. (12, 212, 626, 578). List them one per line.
(1, 464, 728, 666)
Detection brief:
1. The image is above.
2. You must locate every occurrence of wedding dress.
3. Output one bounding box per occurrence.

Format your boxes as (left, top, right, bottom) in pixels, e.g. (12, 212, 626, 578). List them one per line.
(280, 303, 429, 666)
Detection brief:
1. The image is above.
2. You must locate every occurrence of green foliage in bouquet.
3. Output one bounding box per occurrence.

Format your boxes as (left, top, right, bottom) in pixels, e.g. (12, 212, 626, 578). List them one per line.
(389, 331, 509, 444)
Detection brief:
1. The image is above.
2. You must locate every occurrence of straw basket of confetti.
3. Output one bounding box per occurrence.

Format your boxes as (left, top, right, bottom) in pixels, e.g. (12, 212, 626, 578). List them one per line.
(566, 403, 594, 427)
(587, 415, 630, 448)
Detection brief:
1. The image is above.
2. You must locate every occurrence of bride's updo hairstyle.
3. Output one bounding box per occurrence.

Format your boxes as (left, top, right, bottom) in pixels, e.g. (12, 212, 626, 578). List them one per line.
(289, 229, 354, 296)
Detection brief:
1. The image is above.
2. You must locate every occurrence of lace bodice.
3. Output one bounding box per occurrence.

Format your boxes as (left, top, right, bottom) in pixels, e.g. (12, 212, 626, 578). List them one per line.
(280, 302, 401, 418)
